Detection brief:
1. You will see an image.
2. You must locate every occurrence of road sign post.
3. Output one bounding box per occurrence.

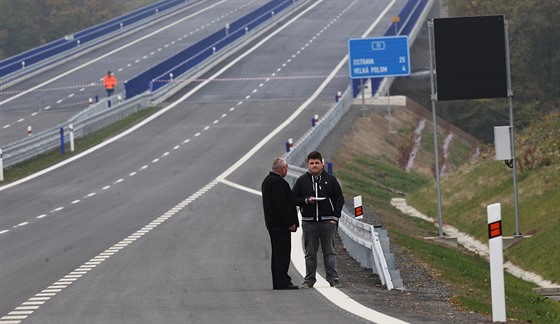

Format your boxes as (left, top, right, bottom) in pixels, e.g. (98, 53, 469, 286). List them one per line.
(348, 36, 410, 124)
(347, 36, 411, 79)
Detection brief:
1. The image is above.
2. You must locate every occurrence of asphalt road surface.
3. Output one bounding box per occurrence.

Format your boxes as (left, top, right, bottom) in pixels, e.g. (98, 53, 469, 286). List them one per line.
(0, 1, 423, 323)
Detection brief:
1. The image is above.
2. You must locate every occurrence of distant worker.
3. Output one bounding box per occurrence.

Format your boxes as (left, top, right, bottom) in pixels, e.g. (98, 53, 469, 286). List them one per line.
(103, 71, 117, 97)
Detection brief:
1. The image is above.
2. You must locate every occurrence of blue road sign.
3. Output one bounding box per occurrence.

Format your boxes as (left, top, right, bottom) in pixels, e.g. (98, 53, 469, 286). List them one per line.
(348, 36, 410, 79)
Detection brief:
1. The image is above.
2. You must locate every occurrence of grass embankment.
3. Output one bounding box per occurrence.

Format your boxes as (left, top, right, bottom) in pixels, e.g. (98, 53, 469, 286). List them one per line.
(333, 110, 560, 323)
(1, 107, 158, 184)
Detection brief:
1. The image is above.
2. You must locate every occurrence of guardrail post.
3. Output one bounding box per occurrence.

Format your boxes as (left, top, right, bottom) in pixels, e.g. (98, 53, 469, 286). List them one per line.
(311, 116, 315, 127)
(0, 149, 4, 181)
(107, 99, 112, 108)
(327, 161, 333, 174)
(285, 141, 290, 153)
(69, 124, 75, 152)
(95, 95, 99, 103)
(60, 127, 65, 155)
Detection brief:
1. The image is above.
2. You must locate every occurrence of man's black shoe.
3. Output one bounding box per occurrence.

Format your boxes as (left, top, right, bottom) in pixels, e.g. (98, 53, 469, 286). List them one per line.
(275, 284, 299, 290)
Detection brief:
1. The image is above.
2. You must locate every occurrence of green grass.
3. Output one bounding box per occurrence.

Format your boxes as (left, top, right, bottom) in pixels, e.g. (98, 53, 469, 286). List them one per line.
(394, 232, 560, 323)
(2, 106, 158, 184)
(334, 110, 560, 323)
(407, 161, 560, 284)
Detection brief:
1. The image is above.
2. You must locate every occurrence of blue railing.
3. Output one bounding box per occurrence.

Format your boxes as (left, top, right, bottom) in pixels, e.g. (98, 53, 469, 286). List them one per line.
(0, 0, 186, 79)
(125, 0, 298, 99)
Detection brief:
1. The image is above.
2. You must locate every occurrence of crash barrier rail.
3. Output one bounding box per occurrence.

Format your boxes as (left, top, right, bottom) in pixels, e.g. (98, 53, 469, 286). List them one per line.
(2, 94, 149, 168)
(0, 0, 308, 168)
(125, 0, 301, 99)
(284, 165, 403, 290)
(351, 0, 432, 98)
(0, 0, 186, 79)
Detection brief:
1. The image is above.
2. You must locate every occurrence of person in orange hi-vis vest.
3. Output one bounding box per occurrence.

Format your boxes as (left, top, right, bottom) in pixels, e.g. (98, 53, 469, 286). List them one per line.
(103, 70, 117, 97)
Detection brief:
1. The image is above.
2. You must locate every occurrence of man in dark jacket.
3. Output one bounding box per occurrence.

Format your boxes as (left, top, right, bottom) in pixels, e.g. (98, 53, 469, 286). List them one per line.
(261, 157, 299, 290)
(292, 151, 344, 288)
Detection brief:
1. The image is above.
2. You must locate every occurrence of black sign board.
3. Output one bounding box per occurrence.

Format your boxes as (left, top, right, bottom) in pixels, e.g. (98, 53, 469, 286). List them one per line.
(434, 15, 508, 101)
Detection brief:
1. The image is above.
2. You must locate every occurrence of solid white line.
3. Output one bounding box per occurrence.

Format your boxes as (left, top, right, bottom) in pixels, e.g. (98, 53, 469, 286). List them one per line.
(219, 179, 261, 196)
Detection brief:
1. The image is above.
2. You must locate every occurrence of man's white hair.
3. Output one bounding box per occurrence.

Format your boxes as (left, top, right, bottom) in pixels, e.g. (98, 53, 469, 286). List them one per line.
(272, 157, 287, 172)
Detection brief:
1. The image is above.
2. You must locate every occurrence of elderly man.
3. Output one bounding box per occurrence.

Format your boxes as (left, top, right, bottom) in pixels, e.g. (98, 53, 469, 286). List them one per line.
(261, 157, 299, 290)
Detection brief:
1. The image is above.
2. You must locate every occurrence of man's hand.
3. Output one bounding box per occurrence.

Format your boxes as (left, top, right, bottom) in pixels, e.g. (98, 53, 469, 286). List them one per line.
(288, 224, 297, 232)
(307, 196, 316, 204)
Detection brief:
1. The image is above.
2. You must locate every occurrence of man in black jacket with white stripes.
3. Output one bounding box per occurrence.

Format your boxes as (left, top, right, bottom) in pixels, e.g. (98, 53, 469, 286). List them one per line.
(292, 151, 344, 288)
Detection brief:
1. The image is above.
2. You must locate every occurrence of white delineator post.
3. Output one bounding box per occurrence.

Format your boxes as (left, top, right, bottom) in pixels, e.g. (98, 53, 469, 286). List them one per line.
(354, 196, 363, 220)
(487, 203, 506, 322)
(0, 149, 4, 181)
(69, 124, 75, 152)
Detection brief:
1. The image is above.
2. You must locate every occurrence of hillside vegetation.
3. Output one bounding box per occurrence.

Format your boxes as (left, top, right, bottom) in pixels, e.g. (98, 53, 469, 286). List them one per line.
(407, 111, 560, 283)
(439, 0, 559, 143)
(333, 102, 560, 322)
(0, 0, 158, 59)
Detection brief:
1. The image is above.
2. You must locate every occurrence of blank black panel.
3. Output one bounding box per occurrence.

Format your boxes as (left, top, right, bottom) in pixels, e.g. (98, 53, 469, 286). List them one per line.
(434, 15, 508, 101)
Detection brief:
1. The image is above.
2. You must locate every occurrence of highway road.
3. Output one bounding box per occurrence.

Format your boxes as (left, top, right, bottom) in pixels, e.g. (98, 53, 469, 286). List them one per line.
(0, 0, 423, 323)
(0, 0, 269, 146)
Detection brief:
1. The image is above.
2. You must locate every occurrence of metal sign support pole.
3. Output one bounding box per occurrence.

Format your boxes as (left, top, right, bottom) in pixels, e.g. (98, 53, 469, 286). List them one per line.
(360, 78, 365, 117)
(428, 20, 443, 237)
(504, 20, 521, 236)
(387, 79, 393, 132)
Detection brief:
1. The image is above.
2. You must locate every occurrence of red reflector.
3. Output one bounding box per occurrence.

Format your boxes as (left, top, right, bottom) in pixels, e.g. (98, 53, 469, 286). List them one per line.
(488, 220, 502, 239)
(355, 206, 363, 216)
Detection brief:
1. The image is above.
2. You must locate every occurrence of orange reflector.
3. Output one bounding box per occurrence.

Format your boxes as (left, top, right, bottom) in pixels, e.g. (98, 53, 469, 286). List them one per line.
(488, 220, 502, 239)
(354, 206, 363, 217)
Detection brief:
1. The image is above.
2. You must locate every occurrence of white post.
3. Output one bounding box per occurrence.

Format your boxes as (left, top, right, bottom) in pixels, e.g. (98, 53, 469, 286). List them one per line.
(487, 203, 506, 322)
(27, 126, 32, 136)
(353, 196, 363, 220)
(0, 149, 4, 181)
(288, 138, 293, 150)
(69, 124, 75, 152)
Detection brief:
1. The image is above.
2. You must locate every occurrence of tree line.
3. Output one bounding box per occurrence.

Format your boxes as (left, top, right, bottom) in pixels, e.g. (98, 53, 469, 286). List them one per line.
(0, 0, 154, 60)
(440, 0, 559, 142)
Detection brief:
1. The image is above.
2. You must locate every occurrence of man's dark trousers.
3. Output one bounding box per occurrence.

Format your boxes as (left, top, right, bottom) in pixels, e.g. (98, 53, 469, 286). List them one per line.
(268, 230, 292, 289)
